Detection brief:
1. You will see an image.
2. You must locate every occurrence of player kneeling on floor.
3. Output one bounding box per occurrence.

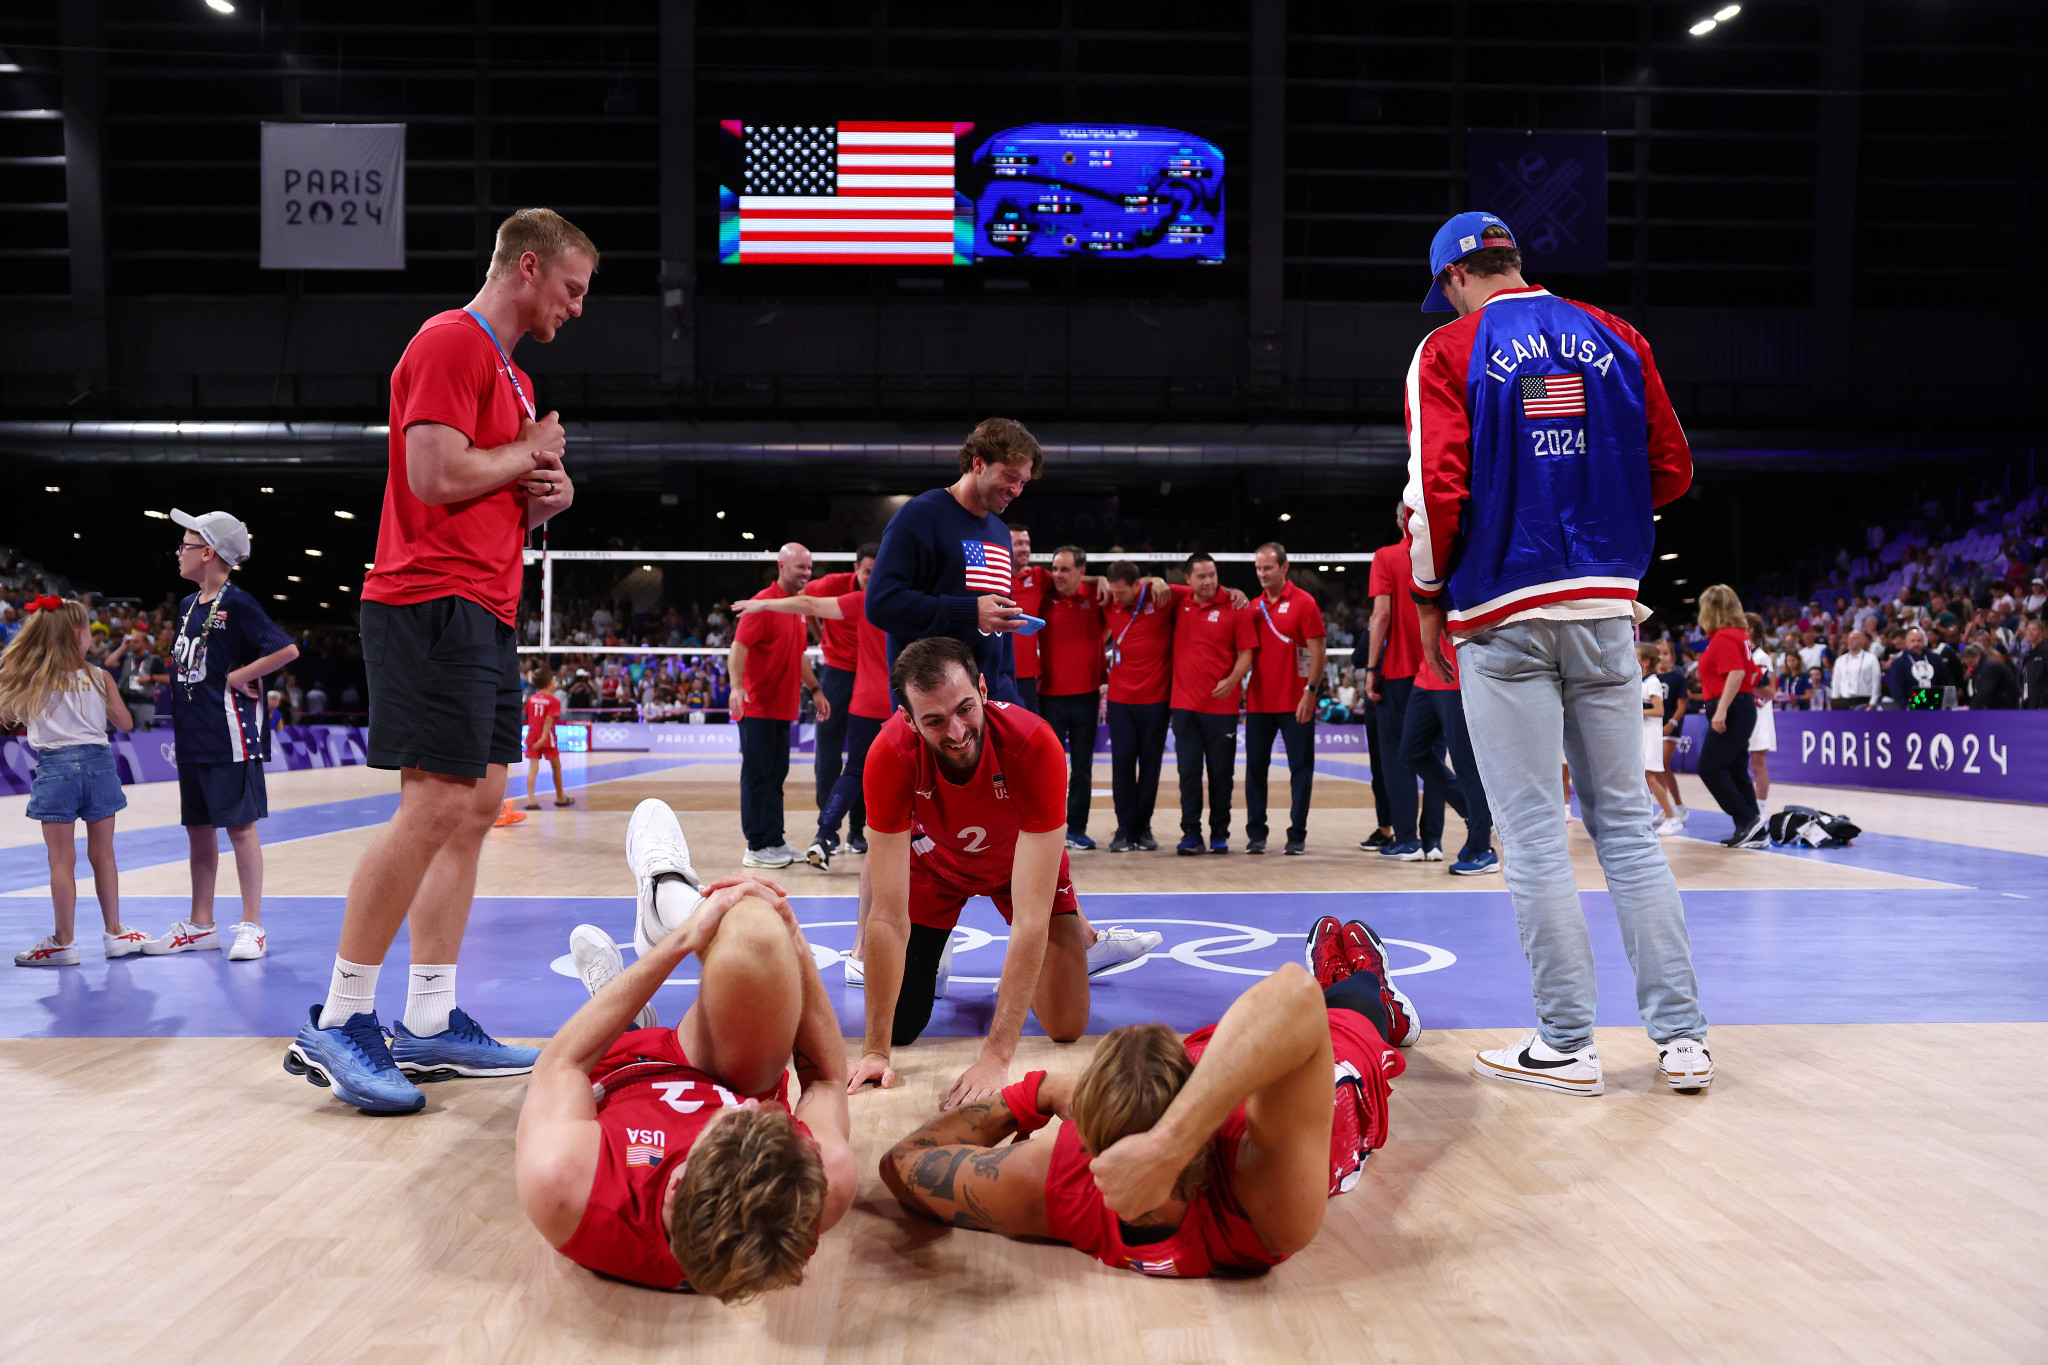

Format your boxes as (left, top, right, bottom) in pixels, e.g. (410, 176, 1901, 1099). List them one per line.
(514, 800, 857, 1300)
(851, 636, 1160, 1110)
(878, 916, 1417, 1277)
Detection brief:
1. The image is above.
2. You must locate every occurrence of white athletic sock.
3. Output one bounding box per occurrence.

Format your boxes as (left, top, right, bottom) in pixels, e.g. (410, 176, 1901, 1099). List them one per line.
(404, 963, 458, 1037)
(654, 876, 702, 932)
(319, 957, 381, 1029)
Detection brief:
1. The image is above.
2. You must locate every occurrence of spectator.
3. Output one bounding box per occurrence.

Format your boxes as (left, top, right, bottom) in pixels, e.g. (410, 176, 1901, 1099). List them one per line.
(113, 629, 169, 731)
(2026, 578, 2048, 615)
(1831, 629, 1881, 709)
(1884, 627, 1951, 709)
(1744, 614, 1778, 804)
(1962, 644, 2019, 710)
(2019, 619, 2048, 707)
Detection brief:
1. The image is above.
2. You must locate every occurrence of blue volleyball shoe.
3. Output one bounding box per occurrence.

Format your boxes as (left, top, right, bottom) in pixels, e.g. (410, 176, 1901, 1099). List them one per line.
(387, 1008, 541, 1081)
(283, 1005, 427, 1115)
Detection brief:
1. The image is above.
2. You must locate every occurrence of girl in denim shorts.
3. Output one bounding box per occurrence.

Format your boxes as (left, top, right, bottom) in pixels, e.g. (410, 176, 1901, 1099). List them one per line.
(0, 596, 144, 966)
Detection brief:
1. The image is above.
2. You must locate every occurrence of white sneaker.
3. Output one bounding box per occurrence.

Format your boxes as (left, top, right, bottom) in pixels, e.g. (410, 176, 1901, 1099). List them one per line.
(1086, 926, 1163, 976)
(140, 919, 219, 955)
(843, 955, 865, 987)
(15, 935, 80, 967)
(570, 924, 658, 1030)
(1475, 1029, 1604, 1096)
(742, 843, 796, 869)
(102, 925, 149, 958)
(806, 840, 832, 871)
(1658, 1037, 1714, 1092)
(1675, 805, 1691, 825)
(626, 799, 703, 958)
(225, 921, 267, 960)
(1653, 814, 1685, 837)
(935, 932, 953, 999)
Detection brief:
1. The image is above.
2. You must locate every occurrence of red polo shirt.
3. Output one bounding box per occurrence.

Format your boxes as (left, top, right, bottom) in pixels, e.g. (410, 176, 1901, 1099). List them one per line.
(1170, 584, 1257, 715)
(832, 590, 894, 720)
(1039, 579, 1106, 697)
(1367, 538, 1423, 681)
(1012, 564, 1050, 681)
(1415, 626, 1461, 691)
(807, 570, 860, 672)
(1245, 582, 1326, 714)
(1104, 582, 1175, 706)
(732, 584, 806, 722)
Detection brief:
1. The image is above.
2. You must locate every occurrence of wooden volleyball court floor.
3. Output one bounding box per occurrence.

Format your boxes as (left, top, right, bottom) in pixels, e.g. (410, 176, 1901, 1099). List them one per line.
(2, 751, 2045, 1364)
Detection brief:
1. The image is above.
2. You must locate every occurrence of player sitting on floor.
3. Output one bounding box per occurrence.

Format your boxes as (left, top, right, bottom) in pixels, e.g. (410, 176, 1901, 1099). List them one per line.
(514, 799, 857, 1301)
(877, 916, 1419, 1278)
(850, 636, 1160, 1109)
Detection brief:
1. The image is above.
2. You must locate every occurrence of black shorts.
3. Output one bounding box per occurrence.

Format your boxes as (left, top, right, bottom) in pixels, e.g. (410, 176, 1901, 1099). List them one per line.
(361, 596, 522, 778)
(179, 759, 269, 829)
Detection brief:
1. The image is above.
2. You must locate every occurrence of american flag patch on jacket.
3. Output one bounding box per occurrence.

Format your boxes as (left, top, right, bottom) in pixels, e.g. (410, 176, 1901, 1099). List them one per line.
(626, 1143, 666, 1167)
(1126, 1256, 1181, 1277)
(1519, 372, 1586, 418)
(962, 540, 1014, 594)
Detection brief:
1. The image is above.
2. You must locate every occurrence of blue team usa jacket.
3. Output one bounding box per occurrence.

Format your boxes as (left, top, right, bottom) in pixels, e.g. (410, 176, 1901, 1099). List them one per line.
(1400, 285, 1692, 633)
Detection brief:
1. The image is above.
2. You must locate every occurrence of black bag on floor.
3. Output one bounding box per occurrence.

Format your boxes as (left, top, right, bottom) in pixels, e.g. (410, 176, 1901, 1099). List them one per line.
(1767, 804, 1862, 848)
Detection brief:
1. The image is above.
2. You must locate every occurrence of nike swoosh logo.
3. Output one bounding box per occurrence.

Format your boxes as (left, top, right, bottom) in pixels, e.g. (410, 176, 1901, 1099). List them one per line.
(1517, 1048, 1589, 1071)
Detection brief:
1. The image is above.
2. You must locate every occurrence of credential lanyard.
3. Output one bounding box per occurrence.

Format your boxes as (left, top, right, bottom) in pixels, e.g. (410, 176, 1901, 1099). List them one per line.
(464, 308, 536, 421)
(1255, 593, 1293, 648)
(1110, 584, 1148, 659)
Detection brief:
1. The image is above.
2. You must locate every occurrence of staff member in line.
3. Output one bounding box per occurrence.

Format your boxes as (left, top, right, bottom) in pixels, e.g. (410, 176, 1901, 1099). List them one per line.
(1101, 560, 1176, 853)
(1366, 504, 1451, 861)
(730, 542, 830, 870)
(803, 545, 870, 856)
(1168, 553, 1255, 855)
(1036, 546, 1108, 851)
(1242, 543, 1326, 856)
(1008, 523, 1045, 713)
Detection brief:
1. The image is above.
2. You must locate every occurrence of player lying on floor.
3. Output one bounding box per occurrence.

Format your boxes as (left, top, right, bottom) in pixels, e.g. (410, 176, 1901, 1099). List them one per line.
(514, 799, 857, 1301)
(878, 916, 1418, 1278)
(850, 636, 1160, 1109)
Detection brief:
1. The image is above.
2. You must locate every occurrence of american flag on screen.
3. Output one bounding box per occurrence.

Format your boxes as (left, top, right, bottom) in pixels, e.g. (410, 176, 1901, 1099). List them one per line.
(961, 540, 1014, 594)
(1519, 372, 1587, 418)
(735, 120, 957, 264)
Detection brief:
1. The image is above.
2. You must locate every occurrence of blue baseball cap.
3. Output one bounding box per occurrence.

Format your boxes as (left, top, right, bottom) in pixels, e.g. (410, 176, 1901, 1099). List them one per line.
(1422, 211, 1516, 313)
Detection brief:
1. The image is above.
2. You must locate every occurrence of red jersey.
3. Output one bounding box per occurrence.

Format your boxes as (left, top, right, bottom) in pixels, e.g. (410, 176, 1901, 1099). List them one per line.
(1039, 580, 1106, 697)
(1244, 583, 1326, 714)
(1104, 583, 1175, 706)
(555, 1026, 809, 1291)
(524, 689, 562, 753)
(1368, 539, 1423, 681)
(864, 700, 1067, 889)
(807, 571, 860, 672)
(1698, 626, 1755, 698)
(733, 584, 807, 722)
(1169, 584, 1256, 714)
(832, 590, 894, 721)
(1414, 627, 1461, 692)
(1041, 1009, 1402, 1278)
(1012, 565, 1050, 680)
(363, 310, 533, 626)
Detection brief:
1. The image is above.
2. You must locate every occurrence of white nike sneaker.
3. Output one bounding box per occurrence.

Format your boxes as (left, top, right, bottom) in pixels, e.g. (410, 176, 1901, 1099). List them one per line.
(102, 925, 149, 958)
(843, 955, 865, 987)
(742, 844, 797, 869)
(225, 921, 267, 960)
(140, 919, 219, 955)
(570, 924, 659, 1030)
(1658, 1036, 1714, 1093)
(935, 932, 953, 999)
(15, 935, 80, 967)
(1653, 814, 1685, 837)
(1474, 1029, 1604, 1096)
(626, 799, 703, 958)
(1086, 926, 1164, 976)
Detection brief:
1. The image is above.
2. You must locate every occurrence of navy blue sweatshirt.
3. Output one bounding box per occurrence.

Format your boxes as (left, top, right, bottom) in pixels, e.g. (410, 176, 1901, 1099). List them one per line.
(867, 488, 1021, 702)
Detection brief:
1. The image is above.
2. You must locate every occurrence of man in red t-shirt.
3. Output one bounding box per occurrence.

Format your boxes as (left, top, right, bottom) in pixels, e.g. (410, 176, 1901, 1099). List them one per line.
(1243, 543, 1327, 855)
(1008, 524, 1045, 713)
(798, 542, 877, 855)
(1102, 560, 1178, 852)
(1036, 546, 1109, 850)
(730, 543, 830, 869)
(878, 917, 1419, 1278)
(516, 805, 857, 1301)
(1365, 506, 1450, 861)
(289, 209, 594, 1116)
(520, 664, 571, 811)
(1400, 614, 1496, 873)
(1168, 552, 1256, 854)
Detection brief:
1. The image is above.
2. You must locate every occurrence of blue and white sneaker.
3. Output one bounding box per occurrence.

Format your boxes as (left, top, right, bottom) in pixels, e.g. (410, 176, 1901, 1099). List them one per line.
(284, 1005, 426, 1115)
(387, 1008, 540, 1081)
(1065, 833, 1097, 852)
(1378, 840, 1426, 861)
(1450, 849, 1501, 876)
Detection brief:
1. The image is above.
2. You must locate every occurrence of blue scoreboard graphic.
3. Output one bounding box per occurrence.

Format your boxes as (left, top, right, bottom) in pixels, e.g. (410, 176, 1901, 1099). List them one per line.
(966, 124, 1224, 261)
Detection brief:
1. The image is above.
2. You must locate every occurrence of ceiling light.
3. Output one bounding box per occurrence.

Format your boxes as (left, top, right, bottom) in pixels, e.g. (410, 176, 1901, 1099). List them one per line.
(1335, 565, 1346, 572)
(642, 564, 653, 571)
(260, 486, 275, 493)
(334, 510, 355, 520)
(1653, 514, 1662, 522)
(1714, 4, 1740, 18)
(0, 64, 22, 75)
(1659, 553, 1679, 561)
(205, 0, 236, 13)
(363, 561, 374, 569)
(716, 510, 727, 519)
(273, 593, 287, 600)
(339, 585, 352, 592)
(1672, 578, 1690, 586)
(1319, 565, 1332, 572)
(305, 548, 322, 557)
(1278, 513, 1292, 522)
(43, 485, 58, 493)
(144, 510, 169, 520)
(320, 602, 330, 608)
(73, 532, 81, 539)
(287, 575, 302, 583)
(1689, 18, 1717, 35)
(741, 531, 756, 541)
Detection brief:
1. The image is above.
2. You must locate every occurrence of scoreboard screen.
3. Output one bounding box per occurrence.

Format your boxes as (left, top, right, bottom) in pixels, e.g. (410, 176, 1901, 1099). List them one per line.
(522, 722, 589, 754)
(967, 124, 1224, 262)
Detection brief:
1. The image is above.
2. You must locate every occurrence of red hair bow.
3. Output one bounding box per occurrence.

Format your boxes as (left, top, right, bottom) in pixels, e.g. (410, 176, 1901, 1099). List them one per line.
(23, 595, 63, 613)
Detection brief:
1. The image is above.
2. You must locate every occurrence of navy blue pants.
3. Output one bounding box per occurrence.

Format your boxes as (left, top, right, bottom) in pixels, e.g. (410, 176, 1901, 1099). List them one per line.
(1171, 709, 1238, 839)
(1375, 675, 1448, 847)
(1015, 676, 1039, 713)
(737, 717, 791, 851)
(1038, 691, 1100, 837)
(813, 664, 856, 842)
(1106, 700, 1169, 841)
(1360, 694, 1393, 829)
(1400, 686, 1491, 858)
(1244, 710, 1315, 845)
(814, 713, 882, 845)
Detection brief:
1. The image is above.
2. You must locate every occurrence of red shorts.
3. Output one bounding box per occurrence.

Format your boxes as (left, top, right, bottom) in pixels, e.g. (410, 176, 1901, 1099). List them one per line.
(526, 743, 558, 760)
(589, 1025, 789, 1105)
(907, 846, 1079, 931)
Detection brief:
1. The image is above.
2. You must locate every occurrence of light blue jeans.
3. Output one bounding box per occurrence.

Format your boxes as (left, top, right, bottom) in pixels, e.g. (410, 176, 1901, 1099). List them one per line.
(1458, 616, 1706, 1051)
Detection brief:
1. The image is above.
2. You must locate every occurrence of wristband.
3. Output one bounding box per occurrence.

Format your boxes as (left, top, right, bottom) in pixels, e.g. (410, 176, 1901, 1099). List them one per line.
(1410, 587, 1443, 607)
(1001, 1071, 1053, 1137)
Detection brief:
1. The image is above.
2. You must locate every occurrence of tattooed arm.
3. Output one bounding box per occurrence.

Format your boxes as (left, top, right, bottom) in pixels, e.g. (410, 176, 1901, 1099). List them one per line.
(878, 1096, 1057, 1238)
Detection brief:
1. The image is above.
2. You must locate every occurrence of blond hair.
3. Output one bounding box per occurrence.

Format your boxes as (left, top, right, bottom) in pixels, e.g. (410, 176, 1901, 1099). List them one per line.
(486, 208, 599, 281)
(1070, 1023, 1210, 1204)
(667, 1106, 825, 1304)
(0, 599, 89, 726)
(1697, 584, 1746, 633)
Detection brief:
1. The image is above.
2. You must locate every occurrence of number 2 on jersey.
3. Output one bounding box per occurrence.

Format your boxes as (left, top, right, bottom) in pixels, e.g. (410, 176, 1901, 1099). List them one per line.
(957, 826, 989, 853)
